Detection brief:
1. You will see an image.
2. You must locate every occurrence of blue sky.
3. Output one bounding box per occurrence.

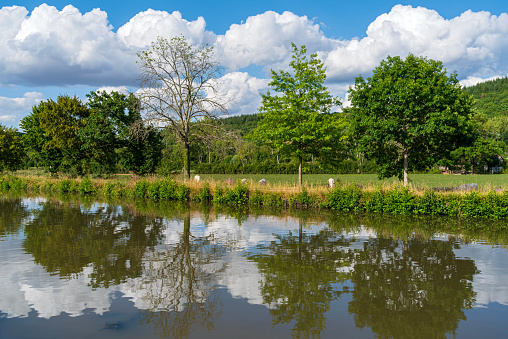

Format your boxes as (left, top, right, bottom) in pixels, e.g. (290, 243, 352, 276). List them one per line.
(1, 0, 508, 127)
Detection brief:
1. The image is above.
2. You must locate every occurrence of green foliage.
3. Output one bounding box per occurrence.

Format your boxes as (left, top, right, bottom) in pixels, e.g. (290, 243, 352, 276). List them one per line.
(290, 187, 315, 206)
(159, 179, 179, 200)
(451, 137, 506, 173)
(224, 184, 249, 205)
(80, 91, 145, 175)
(349, 54, 476, 185)
(58, 179, 72, 193)
(137, 36, 227, 179)
(326, 185, 362, 211)
(0, 125, 25, 172)
(249, 43, 347, 186)
(382, 187, 416, 214)
(175, 184, 190, 201)
(20, 95, 90, 175)
(78, 177, 94, 194)
(463, 76, 508, 117)
(133, 180, 149, 198)
(197, 182, 212, 202)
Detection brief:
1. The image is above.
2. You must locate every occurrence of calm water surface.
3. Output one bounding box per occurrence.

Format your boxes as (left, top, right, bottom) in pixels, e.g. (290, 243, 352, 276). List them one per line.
(1, 196, 508, 339)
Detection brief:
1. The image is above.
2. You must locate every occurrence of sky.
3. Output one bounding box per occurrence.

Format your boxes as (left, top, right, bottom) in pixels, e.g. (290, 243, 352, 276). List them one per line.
(1, 0, 508, 127)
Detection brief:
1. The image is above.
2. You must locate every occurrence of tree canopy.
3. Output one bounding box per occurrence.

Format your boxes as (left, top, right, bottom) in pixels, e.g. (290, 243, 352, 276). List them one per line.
(0, 124, 25, 173)
(249, 43, 346, 187)
(137, 36, 228, 179)
(348, 54, 476, 185)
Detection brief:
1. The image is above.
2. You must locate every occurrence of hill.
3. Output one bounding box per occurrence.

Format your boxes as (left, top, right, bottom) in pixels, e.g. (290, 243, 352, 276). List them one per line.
(463, 77, 508, 117)
(220, 113, 263, 136)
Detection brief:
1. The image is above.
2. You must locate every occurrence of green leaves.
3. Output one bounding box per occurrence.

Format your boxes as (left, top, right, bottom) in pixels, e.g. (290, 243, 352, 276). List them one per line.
(0, 124, 25, 172)
(349, 54, 476, 184)
(249, 43, 347, 185)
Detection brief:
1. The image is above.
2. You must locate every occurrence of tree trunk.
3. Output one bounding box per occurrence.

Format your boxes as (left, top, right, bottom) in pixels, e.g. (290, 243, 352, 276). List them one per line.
(298, 155, 303, 188)
(403, 144, 409, 186)
(183, 141, 190, 181)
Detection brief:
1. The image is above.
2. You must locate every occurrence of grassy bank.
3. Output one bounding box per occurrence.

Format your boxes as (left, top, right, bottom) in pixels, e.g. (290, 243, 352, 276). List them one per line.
(1, 174, 508, 219)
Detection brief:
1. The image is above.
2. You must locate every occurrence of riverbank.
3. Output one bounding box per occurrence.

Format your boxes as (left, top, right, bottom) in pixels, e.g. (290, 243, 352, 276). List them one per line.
(1, 174, 508, 218)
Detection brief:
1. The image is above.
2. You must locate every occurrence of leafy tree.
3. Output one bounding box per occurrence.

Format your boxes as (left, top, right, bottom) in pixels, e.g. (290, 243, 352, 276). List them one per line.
(247, 221, 351, 338)
(80, 90, 163, 175)
(79, 91, 137, 175)
(0, 125, 25, 172)
(249, 43, 346, 187)
(348, 237, 478, 339)
(348, 54, 476, 185)
(20, 95, 89, 175)
(451, 137, 506, 174)
(137, 36, 228, 179)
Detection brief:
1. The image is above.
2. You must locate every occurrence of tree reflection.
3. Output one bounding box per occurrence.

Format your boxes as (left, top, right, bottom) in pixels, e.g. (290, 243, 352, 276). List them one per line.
(0, 198, 29, 240)
(137, 210, 226, 339)
(348, 236, 479, 339)
(22, 201, 164, 286)
(247, 219, 352, 338)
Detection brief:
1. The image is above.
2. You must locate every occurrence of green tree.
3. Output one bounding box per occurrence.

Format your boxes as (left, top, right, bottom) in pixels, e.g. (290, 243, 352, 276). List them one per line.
(0, 124, 25, 172)
(348, 54, 476, 185)
(79, 91, 137, 175)
(249, 43, 345, 187)
(20, 95, 90, 175)
(137, 36, 228, 180)
(451, 137, 506, 174)
(247, 221, 351, 338)
(348, 237, 478, 339)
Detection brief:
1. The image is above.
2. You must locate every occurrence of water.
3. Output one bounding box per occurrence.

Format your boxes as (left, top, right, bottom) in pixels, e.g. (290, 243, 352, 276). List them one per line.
(1, 195, 508, 338)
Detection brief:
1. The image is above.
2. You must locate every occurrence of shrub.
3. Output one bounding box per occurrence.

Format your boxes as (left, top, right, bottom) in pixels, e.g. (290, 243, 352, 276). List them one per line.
(326, 185, 362, 211)
(78, 177, 94, 194)
(224, 184, 249, 205)
(175, 183, 189, 201)
(197, 182, 212, 202)
(159, 179, 178, 200)
(133, 180, 149, 198)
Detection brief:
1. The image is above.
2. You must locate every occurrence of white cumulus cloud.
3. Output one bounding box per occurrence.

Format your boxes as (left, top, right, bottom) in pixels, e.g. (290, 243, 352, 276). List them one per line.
(324, 5, 508, 82)
(0, 91, 44, 126)
(216, 72, 269, 116)
(215, 11, 335, 71)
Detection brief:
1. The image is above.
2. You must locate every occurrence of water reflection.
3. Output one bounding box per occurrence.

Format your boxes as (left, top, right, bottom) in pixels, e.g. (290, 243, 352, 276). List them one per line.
(347, 237, 478, 339)
(0, 195, 507, 339)
(247, 219, 352, 338)
(22, 200, 164, 287)
(135, 210, 226, 338)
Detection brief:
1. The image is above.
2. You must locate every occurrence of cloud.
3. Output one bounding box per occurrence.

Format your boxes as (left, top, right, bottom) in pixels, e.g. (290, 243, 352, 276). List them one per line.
(323, 5, 508, 82)
(95, 86, 129, 94)
(2, 4, 508, 121)
(215, 72, 269, 116)
(0, 91, 44, 126)
(116, 9, 216, 48)
(459, 75, 504, 88)
(214, 11, 335, 71)
(0, 4, 136, 87)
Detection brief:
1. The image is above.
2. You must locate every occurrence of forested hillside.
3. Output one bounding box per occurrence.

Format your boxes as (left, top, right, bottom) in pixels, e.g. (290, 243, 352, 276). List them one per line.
(220, 114, 263, 136)
(463, 77, 508, 116)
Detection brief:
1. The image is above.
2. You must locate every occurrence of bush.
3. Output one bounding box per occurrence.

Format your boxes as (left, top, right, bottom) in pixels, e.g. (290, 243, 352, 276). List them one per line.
(78, 177, 94, 194)
(133, 180, 149, 198)
(326, 185, 362, 211)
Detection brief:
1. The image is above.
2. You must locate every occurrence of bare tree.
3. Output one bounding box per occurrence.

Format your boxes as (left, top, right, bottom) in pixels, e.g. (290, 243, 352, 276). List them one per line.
(137, 36, 228, 179)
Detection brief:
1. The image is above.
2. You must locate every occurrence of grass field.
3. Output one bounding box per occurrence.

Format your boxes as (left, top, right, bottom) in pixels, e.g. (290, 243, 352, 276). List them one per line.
(13, 169, 508, 191)
(196, 173, 508, 190)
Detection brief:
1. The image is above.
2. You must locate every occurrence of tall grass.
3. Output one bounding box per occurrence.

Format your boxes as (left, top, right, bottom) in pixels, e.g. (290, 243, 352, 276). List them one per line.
(2, 173, 508, 218)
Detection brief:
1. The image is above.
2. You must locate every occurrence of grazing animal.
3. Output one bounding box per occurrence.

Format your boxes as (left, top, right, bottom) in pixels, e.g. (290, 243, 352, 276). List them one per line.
(194, 175, 201, 182)
(328, 178, 335, 188)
